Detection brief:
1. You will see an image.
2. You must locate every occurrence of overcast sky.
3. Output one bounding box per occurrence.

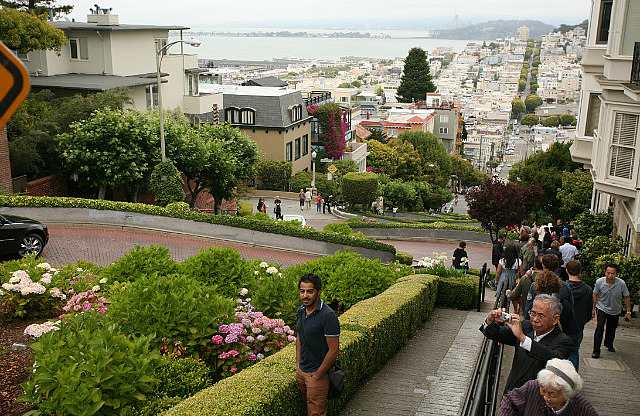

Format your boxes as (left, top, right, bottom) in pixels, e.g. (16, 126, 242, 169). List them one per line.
(66, 0, 589, 29)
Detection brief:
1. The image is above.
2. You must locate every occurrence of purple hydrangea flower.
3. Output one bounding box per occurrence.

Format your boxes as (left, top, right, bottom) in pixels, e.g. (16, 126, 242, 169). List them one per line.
(225, 333, 239, 343)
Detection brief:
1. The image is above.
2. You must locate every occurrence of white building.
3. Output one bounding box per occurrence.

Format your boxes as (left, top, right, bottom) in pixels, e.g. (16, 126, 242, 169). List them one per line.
(570, 0, 640, 254)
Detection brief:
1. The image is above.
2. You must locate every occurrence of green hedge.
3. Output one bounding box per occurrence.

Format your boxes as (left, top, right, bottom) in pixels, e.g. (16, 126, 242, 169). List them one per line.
(394, 251, 413, 265)
(0, 195, 395, 254)
(165, 275, 438, 415)
(436, 275, 478, 310)
(348, 219, 485, 232)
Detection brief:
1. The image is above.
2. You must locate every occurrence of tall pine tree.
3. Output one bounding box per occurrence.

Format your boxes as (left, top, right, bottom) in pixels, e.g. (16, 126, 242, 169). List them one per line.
(396, 47, 436, 103)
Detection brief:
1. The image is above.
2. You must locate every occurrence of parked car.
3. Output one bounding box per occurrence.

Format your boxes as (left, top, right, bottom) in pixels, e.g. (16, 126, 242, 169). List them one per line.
(280, 214, 307, 227)
(0, 214, 49, 257)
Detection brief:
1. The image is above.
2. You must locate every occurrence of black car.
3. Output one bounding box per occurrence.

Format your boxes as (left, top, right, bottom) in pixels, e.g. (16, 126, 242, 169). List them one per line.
(0, 214, 49, 257)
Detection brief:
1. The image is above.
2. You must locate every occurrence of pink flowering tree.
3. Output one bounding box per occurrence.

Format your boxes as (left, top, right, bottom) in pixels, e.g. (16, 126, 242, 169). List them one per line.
(308, 103, 347, 160)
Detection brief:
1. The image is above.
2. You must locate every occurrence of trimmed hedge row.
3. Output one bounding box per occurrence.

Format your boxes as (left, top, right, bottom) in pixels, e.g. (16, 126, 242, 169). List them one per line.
(348, 219, 485, 233)
(436, 275, 479, 310)
(0, 195, 395, 254)
(165, 275, 439, 416)
(394, 251, 413, 265)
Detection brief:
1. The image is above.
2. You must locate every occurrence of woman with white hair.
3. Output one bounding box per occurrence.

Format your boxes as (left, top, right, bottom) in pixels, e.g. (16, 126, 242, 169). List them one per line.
(497, 358, 598, 415)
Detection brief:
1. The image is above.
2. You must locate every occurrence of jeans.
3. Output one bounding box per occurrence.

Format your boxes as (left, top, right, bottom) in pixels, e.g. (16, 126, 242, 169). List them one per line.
(496, 268, 518, 298)
(568, 331, 584, 371)
(593, 308, 619, 353)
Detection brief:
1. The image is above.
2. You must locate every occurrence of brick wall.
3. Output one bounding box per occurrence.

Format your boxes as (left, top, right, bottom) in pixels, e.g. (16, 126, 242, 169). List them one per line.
(0, 126, 12, 193)
(26, 175, 68, 196)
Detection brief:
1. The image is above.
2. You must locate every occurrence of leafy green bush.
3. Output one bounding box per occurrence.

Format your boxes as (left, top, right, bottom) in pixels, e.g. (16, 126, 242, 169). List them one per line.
(101, 244, 178, 283)
(342, 172, 379, 208)
(237, 200, 253, 216)
(247, 262, 300, 327)
(149, 161, 186, 207)
(107, 274, 235, 358)
(435, 275, 478, 310)
(122, 396, 183, 416)
(284, 250, 406, 311)
(255, 159, 292, 190)
(153, 357, 214, 399)
(323, 221, 354, 235)
(0, 195, 396, 254)
(165, 201, 190, 215)
(579, 235, 625, 286)
(20, 311, 162, 415)
(395, 251, 413, 265)
(179, 246, 252, 298)
(573, 210, 613, 240)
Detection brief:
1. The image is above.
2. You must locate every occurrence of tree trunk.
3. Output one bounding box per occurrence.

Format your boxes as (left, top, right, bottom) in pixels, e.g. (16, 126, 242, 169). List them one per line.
(98, 185, 106, 200)
(131, 189, 138, 203)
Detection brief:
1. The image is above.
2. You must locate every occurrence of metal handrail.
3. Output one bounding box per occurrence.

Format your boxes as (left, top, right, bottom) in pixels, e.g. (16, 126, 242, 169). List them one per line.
(461, 271, 509, 416)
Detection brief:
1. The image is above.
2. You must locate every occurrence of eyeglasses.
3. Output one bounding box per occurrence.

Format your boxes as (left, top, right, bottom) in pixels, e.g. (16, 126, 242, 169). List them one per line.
(528, 310, 547, 320)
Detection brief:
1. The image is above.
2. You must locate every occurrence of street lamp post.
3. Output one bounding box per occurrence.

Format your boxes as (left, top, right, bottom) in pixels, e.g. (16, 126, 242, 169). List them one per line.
(311, 151, 317, 194)
(156, 38, 200, 162)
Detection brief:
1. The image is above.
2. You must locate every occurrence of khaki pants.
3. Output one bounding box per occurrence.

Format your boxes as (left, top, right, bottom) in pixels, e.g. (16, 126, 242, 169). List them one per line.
(296, 367, 330, 416)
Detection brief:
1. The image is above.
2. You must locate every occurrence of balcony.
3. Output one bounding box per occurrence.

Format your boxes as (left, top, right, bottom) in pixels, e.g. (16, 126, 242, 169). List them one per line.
(341, 141, 368, 171)
(569, 136, 594, 169)
(183, 92, 223, 116)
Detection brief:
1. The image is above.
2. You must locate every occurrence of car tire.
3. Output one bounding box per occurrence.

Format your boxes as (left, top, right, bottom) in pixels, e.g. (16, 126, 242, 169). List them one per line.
(18, 234, 44, 257)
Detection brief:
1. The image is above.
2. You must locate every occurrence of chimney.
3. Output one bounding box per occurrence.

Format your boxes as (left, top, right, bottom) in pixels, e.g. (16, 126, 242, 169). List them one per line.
(88, 5, 118, 26)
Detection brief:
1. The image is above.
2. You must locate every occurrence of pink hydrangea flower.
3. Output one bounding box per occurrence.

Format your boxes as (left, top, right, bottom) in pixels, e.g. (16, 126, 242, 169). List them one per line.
(211, 335, 224, 344)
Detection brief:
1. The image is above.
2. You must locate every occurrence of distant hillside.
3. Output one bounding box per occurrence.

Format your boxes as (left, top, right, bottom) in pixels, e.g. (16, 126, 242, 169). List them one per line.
(435, 20, 555, 40)
(555, 19, 589, 34)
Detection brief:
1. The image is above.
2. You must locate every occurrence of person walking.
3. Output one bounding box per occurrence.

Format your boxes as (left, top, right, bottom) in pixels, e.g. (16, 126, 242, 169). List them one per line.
(494, 244, 523, 298)
(558, 237, 578, 281)
(324, 195, 332, 214)
(591, 263, 631, 358)
(520, 237, 537, 272)
(305, 189, 312, 210)
(299, 189, 306, 211)
(452, 241, 469, 271)
(316, 195, 322, 213)
(256, 198, 266, 214)
(296, 273, 340, 416)
(273, 199, 283, 220)
(565, 260, 592, 370)
(492, 234, 506, 275)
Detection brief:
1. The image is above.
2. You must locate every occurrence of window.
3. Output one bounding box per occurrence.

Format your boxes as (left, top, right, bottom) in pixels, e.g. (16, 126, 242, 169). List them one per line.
(440, 115, 449, 123)
(585, 93, 601, 137)
(597, 0, 613, 44)
(387, 128, 398, 138)
(240, 109, 255, 125)
(286, 142, 293, 162)
(69, 38, 88, 60)
(155, 38, 168, 56)
(290, 105, 303, 122)
(225, 107, 241, 124)
(302, 134, 309, 155)
(295, 138, 301, 160)
(439, 127, 449, 134)
(188, 74, 199, 96)
(145, 85, 158, 109)
(609, 113, 638, 180)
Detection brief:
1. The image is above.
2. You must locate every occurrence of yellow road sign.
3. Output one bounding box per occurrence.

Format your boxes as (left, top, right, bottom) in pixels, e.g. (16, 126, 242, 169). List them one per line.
(327, 164, 337, 174)
(0, 41, 30, 129)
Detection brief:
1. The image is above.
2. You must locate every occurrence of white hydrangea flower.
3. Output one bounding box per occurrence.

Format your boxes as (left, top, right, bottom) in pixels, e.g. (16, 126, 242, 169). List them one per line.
(92, 285, 100, 292)
(259, 262, 269, 268)
(266, 266, 278, 275)
(99, 278, 107, 284)
(36, 262, 52, 270)
(12, 270, 29, 280)
(239, 288, 249, 296)
(40, 273, 52, 284)
(2, 283, 14, 291)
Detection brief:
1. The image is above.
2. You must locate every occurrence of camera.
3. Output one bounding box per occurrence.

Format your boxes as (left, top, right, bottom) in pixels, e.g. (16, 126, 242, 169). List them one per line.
(500, 312, 512, 323)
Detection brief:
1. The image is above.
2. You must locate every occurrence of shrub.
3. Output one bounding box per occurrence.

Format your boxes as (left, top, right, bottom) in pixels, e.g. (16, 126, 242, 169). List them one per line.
(107, 274, 235, 358)
(247, 262, 300, 326)
(237, 200, 253, 216)
(165, 201, 190, 215)
(573, 210, 613, 240)
(101, 244, 178, 283)
(256, 159, 292, 190)
(20, 311, 162, 415)
(579, 235, 625, 286)
(342, 172, 379, 209)
(435, 275, 478, 309)
(323, 222, 354, 236)
(153, 357, 214, 398)
(179, 246, 253, 298)
(395, 251, 413, 265)
(150, 161, 186, 207)
(289, 171, 333, 197)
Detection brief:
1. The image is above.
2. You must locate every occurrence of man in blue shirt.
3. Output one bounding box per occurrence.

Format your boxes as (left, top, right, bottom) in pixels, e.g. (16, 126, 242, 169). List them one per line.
(296, 273, 340, 416)
(591, 263, 631, 358)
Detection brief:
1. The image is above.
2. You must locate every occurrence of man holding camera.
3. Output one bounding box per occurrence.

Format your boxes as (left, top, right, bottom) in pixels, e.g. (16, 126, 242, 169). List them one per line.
(480, 294, 573, 392)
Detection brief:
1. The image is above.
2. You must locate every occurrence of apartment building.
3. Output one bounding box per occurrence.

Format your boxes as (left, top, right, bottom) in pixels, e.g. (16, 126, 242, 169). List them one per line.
(20, 8, 220, 123)
(570, 0, 640, 254)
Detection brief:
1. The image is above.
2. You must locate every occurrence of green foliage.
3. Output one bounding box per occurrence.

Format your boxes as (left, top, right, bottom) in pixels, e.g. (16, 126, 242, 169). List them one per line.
(559, 114, 577, 126)
(579, 235, 625, 287)
(542, 115, 560, 127)
(108, 274, 235, 358)
(428, 186, 453, 211)
(557, 170, 593, 221)
(512, 98, 526, 116)
(573, 210, 614, 240)
(398, 130, 452, 187)
(0, 195, 396, 254)
(289, 171, 333, 197)
(524, 94, 543, 111)
(367, 128, 388, 143)
(435, 275, 478, 309)
(101, 245, 178, 283)
(284, 250, 406, 311)
(520, 113, 540, 127)
(1, 0, 73, 16)
(149, 161, 186, 207)
(122, 396, 183, 416)
(0, 9, 67, 54)
(179, 247, 252, 297)
(592, 254, 640, 304)
(237, 200, 253, 216)
(397, 47, 436, 103)
(395, 251, 413, 265)
(389, 138, 423, 181)
(20, 312, 162, 415)
(152, 357, 214, 399)
(165, 201, 190, 215)
(247, 266, 300, 326)
(341, 172, 379, 208)
(381, 179, 417, 210)
(255, 159, 292, 190)
(365, 139, 399, 176)
(323, 222, 355, 235)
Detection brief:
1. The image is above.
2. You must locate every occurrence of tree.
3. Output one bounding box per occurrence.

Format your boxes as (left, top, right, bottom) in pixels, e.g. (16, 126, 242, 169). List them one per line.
(557, 170, 594, 221)
(518, 79, 527, 92)
(468, 180, 542, 242)
(520, 114, 540, 127)
(398, 130, 452, 187)
(508, 142, 583, 219)
(149, 161, 185, 207)
(451, 155, 489, 187)
(365, 139, 399, 177)
(308, 103, 346, 160)
(341, 172, 379, 209)
(0, 0, 73, 16)
(524, 94, 543, 111)
(381, 179, 417, 210)
(198, 124, 259, 214)
(542, 115, 560, 127)
(367, 128, 388, 143)
(511, 98, 526, 116)
(427, 186, 453, 211)
(0, 8, 67, 54)
(388, 138, 422, 181)
(58, 109, 160, 200)
(255, 159, 292, 190)
(559, 114, 577, 126)
(165, 125, 209, 208)
(337, 82, 352, 88)
(396, 47, 435, 103)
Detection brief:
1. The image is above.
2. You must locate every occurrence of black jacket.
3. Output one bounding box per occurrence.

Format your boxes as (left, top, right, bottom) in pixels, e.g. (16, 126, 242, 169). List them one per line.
(452, 248, 468, 269)
(567, 280, 593, 330)
(524, 281, 579, 335)
(481, 320, 573, 392)
(492, 241, 504, 267)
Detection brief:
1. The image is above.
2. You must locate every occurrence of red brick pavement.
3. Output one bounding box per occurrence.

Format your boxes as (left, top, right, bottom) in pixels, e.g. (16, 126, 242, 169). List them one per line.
(41, 226, 320, 267)
(386, 240, 492, 270)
